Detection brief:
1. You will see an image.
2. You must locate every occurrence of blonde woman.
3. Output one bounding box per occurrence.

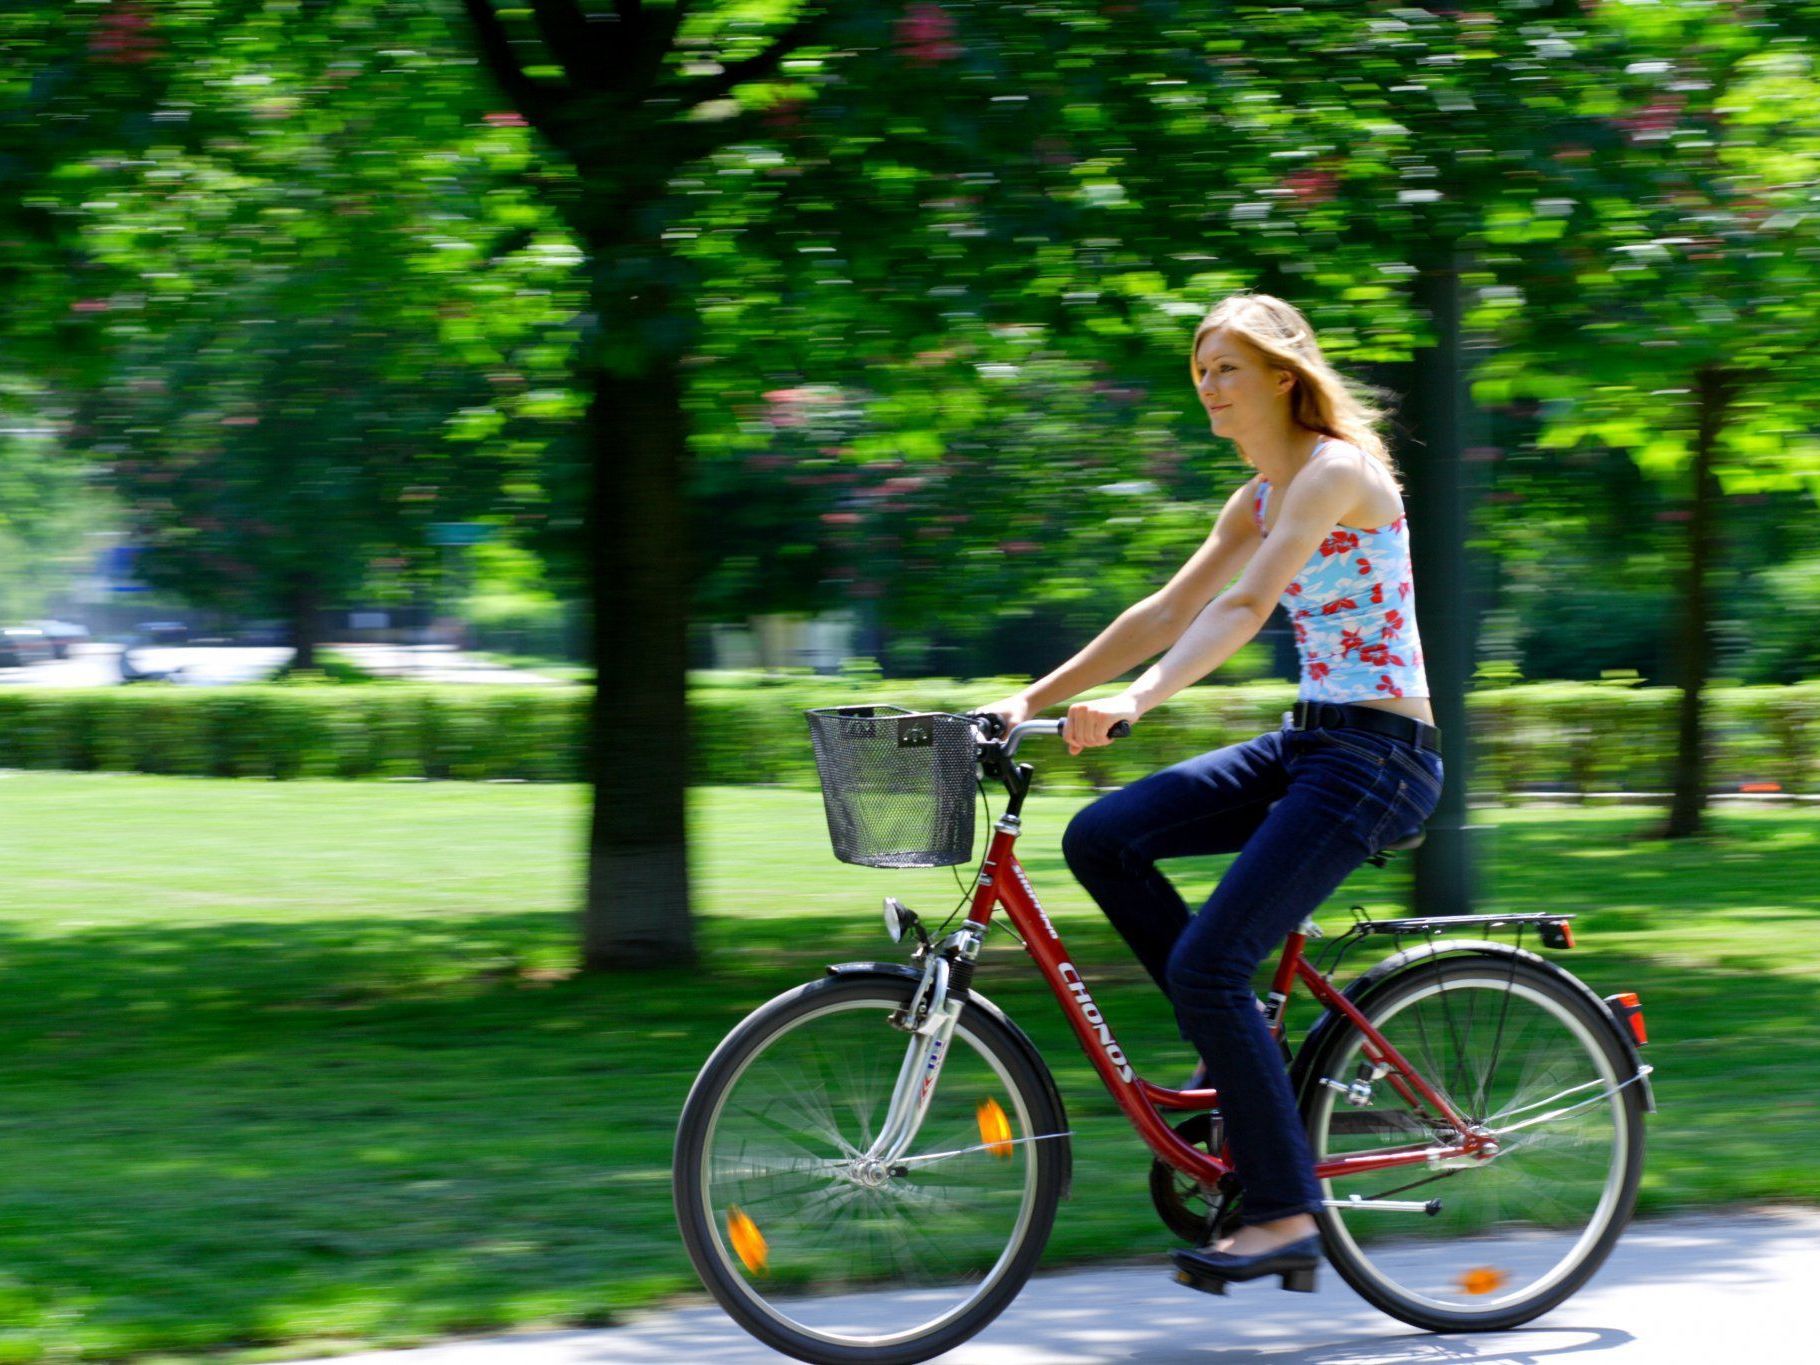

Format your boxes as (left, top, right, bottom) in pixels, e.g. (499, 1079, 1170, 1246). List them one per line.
(982, 293, 1442, 1292)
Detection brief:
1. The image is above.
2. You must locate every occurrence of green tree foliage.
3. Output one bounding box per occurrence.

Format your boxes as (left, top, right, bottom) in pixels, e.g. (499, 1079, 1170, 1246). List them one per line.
(26, 3, 581, 661)
(1469, 3, 1820, 831)
(461, 0, 1820, 962)
(0, 392, 114, 620)
(1, 3, 188, 617)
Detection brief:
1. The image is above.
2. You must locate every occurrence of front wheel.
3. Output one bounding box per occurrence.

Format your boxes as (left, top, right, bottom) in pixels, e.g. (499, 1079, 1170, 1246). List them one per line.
(674, 973, 1068, 1365)
(1301, 957, 1645, 1332)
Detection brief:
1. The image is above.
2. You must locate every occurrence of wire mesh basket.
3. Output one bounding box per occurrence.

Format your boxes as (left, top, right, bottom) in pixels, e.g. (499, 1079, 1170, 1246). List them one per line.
(804, 705, 979, 868)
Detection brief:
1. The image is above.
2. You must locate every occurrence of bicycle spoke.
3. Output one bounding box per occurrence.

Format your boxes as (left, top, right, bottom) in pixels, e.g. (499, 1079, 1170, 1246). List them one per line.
(896, 1130, 1072, 1166)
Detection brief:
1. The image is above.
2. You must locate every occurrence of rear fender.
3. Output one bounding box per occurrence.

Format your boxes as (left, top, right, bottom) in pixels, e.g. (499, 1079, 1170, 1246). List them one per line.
(826, 960, 1073, 1197)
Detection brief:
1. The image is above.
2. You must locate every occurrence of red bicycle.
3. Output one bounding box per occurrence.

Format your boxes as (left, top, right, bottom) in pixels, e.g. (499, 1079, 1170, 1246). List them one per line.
(674, 708, 1653, 1365)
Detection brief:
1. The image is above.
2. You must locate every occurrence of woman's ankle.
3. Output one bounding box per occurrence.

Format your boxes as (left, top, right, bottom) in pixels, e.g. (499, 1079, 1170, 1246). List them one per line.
(1256, 1213, 1317, 1239)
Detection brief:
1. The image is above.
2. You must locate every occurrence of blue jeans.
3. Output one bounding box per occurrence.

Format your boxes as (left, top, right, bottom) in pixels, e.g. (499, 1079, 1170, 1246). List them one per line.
(1061, 717, 1444, 1227)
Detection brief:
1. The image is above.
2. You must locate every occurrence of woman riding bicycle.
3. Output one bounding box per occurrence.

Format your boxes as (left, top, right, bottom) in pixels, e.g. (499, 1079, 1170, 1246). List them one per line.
(982, 291, 1444, 1290)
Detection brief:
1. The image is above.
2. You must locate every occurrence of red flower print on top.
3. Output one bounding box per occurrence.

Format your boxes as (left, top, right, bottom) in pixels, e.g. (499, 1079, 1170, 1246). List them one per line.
(1266, 431, 1426, 702)
(1358, 643, 1409, 668)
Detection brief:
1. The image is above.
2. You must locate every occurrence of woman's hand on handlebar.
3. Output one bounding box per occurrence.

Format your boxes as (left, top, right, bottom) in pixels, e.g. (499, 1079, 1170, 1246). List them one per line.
(1063, 694, 1141, 756)
(977, 693, 1036, 735)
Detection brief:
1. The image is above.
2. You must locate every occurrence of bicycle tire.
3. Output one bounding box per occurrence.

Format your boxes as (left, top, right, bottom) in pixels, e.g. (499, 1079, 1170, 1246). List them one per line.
(1300, 956, 1645, 1332)
(674, 973, 1068, 1365)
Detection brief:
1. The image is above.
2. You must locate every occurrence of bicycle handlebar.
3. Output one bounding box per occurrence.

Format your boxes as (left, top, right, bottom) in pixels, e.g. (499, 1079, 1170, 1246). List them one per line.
(973, 713, 1132, 758)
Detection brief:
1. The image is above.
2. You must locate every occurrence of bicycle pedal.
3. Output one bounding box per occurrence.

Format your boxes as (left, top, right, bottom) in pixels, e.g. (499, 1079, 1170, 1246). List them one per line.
(1173, 1268, 1228, 1297)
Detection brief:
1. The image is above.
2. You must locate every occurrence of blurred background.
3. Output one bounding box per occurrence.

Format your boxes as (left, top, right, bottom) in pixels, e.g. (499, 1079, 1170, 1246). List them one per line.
(3, 1, 1819, 1360)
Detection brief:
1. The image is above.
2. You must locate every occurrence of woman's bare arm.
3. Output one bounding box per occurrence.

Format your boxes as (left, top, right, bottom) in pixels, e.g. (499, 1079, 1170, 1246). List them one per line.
(1008, 480, 1262, 713)
(1123, 453, 1367, 715)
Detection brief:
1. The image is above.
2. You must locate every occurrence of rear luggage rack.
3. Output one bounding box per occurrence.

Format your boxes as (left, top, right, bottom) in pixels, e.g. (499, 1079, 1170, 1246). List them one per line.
(1352, 913, 1575, 949)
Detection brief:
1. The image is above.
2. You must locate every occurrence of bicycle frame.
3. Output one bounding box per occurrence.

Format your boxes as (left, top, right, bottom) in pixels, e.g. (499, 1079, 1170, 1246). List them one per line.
(964, 816, 1489, 1188)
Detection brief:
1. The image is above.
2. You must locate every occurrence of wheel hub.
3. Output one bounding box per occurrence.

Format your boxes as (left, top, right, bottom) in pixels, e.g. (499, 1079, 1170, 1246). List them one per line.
(853, 1159, 892, 1188)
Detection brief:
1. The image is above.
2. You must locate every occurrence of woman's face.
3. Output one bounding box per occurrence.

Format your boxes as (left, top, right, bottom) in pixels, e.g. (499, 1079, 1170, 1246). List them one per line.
(1192, 328, 1292, 437)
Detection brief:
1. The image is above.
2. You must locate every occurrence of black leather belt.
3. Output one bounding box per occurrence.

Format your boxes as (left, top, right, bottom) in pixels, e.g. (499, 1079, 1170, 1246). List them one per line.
(1287, 700, 1442, 753)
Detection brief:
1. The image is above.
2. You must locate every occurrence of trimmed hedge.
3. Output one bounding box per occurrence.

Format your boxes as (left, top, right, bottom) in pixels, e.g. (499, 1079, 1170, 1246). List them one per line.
(0, 687, 590, 783)
(2, 678, 1817, 797)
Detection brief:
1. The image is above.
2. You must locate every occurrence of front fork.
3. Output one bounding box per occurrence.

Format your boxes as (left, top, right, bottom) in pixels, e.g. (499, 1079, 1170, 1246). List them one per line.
(865, 925, 985, 1165)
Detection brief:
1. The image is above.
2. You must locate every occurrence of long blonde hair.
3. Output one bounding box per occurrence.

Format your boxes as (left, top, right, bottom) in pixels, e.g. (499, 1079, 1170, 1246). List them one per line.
(1191, 292, 1399, 481)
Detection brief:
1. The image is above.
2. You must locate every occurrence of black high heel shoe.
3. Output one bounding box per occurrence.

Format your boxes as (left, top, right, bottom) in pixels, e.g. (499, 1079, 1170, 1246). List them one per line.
(1171, 1234, 1321, 1296)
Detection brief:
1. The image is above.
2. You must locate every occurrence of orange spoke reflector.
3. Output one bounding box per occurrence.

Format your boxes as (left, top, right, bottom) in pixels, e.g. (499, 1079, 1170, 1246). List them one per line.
(728, 1207, 768, 1275)
(1458, 1267, 1508, 1296)
(977, 1097, 1014, 1157)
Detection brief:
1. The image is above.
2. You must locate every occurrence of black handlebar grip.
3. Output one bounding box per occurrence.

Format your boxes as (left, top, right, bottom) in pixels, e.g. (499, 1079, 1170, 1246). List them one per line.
(1108, 720, 1133, 739)
(973, 712, 1008, 739)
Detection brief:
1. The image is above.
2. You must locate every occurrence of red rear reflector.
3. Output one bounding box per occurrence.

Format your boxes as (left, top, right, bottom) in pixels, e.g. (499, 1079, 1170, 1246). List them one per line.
(1539, 921, 1575, 949)
(1607, 992, 1647, 1046)
(1741, 782, 1781, 793)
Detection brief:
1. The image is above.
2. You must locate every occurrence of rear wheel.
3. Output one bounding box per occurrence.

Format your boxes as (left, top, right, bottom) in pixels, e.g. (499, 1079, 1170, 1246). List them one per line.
(674, 974, 1067, 1365)
(1302, 957, 1645, 1331)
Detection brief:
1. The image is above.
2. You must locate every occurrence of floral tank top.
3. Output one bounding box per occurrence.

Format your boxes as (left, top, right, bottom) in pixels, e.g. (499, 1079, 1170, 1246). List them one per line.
(1255, 439, 1430, 702)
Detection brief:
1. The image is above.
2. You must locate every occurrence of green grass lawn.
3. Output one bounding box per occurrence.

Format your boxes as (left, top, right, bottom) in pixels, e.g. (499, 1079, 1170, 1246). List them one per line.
(2, 772, 1817, 1362)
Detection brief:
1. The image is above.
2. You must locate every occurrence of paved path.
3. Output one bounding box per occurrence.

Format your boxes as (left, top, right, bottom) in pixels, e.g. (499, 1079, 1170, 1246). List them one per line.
(306, 1209, 1815, 1363)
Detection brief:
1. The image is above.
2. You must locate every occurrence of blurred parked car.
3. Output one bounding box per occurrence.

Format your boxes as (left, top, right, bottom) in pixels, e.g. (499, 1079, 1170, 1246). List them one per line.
(136, 620, 191, 645)
(31, 619, 90, 660)
(0, 625, 54, 668)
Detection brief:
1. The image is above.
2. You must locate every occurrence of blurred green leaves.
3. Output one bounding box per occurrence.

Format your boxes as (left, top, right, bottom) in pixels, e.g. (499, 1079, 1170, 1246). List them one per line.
(3, 0, 1820, 684)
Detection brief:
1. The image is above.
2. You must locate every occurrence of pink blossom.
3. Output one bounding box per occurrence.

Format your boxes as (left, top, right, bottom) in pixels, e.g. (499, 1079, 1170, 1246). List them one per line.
(897, 3, 962, 66)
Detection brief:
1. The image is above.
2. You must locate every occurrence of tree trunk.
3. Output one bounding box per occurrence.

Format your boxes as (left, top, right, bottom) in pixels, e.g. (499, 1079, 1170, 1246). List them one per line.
(580, 358, 696, 970)
(1662, 364, 1734, 838)
(1403, 247, 1484, 916)
(290, 578, 321, 672)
